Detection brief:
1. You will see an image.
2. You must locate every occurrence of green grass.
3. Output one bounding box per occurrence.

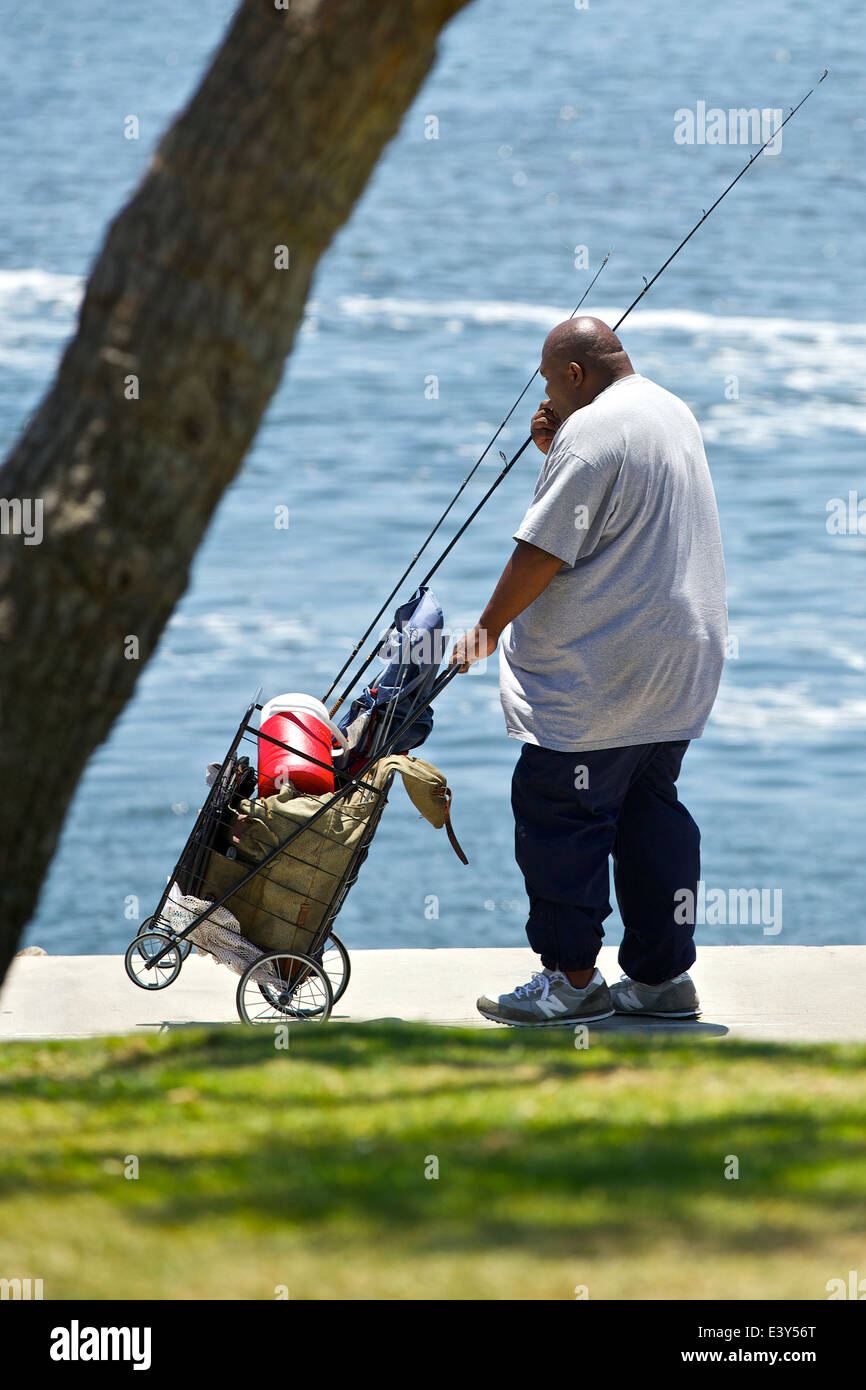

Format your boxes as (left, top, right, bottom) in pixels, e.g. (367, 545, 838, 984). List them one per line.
(1, 1024, 864, 1299)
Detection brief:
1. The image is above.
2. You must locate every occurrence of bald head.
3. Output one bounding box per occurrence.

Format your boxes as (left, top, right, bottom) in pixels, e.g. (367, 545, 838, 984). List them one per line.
(540, 316, 634, 421)
(545, 317, 629, 372)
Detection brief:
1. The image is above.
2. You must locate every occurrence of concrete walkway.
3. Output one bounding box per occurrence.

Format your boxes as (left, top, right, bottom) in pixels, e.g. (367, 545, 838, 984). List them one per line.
(1, 946, 864, 1043)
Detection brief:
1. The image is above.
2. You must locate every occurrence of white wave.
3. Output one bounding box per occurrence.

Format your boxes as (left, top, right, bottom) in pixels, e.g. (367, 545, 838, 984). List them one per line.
(3, 269, 865, 359)
(167, 611, 319, 657)
(713, 682, 866, 735)
(0, 268, 82, 372)
(701, 400, 866, 444)
(0, 267, 83, 311)
(826, 643, 866, 675)
(330, 294, 864, 445)
(3, 271, 864, 348)
(0, 345, 62, 370)
(2, 270, 863, 452)
(334, 294, 866, 344)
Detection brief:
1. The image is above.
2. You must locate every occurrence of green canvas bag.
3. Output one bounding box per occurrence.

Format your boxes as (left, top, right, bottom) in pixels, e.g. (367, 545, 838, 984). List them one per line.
(201, 755, 466, 954)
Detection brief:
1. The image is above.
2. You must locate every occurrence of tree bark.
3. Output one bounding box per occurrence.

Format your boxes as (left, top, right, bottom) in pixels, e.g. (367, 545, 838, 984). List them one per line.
(0, 0, 472, 983)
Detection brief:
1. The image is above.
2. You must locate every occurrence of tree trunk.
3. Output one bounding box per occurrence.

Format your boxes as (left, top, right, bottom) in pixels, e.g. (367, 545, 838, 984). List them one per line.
(0, 0, 472, 983)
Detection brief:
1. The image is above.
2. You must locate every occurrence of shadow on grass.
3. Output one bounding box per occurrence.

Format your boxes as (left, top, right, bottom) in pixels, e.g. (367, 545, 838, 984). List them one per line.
(134, 1020, 866, 1073)
(2, 1021, 865, 1088)
(3, 1105, 864, 1259)
(1, 1024, 865, 1262)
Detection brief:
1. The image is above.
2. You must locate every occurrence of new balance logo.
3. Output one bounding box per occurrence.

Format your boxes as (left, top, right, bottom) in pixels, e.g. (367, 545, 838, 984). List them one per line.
(618, 987, 641, 1010)
(536, 995, 570, 1017)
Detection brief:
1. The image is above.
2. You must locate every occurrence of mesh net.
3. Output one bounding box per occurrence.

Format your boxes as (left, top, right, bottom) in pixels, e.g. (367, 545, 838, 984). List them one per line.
(164, 894, 273, 981)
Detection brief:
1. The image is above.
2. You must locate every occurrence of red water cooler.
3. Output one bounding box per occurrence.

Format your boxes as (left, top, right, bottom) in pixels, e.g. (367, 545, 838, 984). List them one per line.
(257, 693, 349, 797)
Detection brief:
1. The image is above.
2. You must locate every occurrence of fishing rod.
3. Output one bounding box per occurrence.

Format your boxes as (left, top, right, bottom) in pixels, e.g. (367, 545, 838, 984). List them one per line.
(327, 69, 828, 716)
(611, 68, 828, 331)
(323, 252, 610, 712)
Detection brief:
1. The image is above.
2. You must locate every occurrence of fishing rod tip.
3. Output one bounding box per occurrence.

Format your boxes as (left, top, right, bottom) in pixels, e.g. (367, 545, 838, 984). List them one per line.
(819, 67, 829, 81)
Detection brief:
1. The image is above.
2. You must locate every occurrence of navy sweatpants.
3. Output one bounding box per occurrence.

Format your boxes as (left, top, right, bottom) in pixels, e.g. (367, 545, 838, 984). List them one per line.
(511, 740, 700, 984)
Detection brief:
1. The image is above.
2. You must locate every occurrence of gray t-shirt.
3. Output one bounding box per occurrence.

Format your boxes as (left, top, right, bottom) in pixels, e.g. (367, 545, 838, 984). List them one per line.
(499, 373, 727, 752)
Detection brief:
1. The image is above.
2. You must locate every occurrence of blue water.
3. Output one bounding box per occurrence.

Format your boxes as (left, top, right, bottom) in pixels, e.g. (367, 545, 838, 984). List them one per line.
(2, 0, 864, 955)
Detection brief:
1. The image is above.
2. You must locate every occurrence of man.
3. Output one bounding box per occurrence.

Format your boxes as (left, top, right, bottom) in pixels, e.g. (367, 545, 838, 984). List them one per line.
(449, 317, 727, 1026)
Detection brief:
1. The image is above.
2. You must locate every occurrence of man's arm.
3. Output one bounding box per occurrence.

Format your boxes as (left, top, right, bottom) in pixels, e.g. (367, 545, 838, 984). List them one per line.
(448, 538, 565, 671)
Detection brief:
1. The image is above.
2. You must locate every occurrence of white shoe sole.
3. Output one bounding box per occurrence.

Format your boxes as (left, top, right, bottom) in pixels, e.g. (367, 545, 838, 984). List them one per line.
(612, 1005, 701, 1019)
(477, 1005, 616, 1027)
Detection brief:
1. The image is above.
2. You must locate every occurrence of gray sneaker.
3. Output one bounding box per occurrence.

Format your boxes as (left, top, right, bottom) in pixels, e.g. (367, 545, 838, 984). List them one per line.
(610, 972, 701, 1018)
(477, 967, 614, 1027)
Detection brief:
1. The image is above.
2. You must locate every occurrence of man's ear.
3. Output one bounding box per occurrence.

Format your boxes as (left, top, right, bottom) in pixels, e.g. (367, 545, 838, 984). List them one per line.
(568, 360, 584, 387)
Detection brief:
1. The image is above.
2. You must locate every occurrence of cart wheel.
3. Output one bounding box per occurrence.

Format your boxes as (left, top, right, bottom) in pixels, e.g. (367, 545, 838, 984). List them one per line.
(139, 917, 192, 961)
(125, 931, 183, 990)
(317, 933, 351, 1005)
(237, 951, 333, 1026)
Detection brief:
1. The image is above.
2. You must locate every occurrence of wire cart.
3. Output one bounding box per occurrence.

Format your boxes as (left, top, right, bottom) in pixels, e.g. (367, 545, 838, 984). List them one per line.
(124, 667, 458, 1025)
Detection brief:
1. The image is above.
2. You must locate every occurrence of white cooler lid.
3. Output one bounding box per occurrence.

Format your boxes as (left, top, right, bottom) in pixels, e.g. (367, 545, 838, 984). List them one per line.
(260, 693, 349, 750)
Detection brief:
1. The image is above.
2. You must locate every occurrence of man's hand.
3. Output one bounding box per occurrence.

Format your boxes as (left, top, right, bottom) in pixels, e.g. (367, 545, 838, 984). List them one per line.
(448, 624, 499, 673)
(530, 397, 561, 455)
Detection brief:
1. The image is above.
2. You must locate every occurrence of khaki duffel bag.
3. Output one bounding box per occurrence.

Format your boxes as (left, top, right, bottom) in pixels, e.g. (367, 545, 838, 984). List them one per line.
(201, 754, 466, 955)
